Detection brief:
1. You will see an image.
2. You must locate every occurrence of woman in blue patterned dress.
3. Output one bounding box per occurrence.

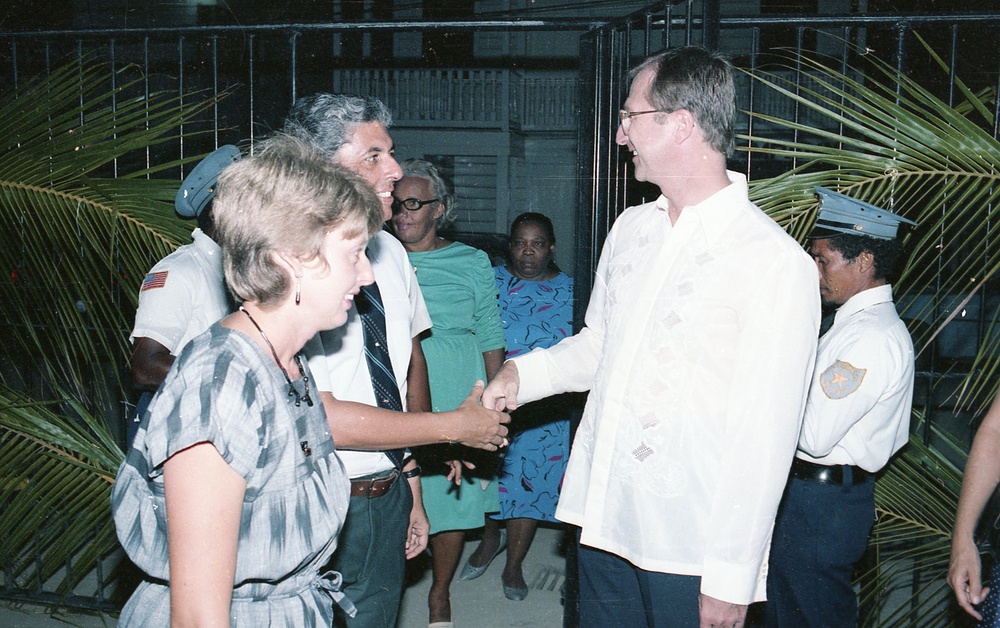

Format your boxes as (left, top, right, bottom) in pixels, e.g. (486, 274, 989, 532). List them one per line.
(460, 212, 574, 601)
(111, 136, 383, 626)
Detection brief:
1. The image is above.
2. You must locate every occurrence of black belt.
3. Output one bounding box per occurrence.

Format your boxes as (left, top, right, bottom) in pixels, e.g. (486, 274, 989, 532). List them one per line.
(790, 458, 871, 486)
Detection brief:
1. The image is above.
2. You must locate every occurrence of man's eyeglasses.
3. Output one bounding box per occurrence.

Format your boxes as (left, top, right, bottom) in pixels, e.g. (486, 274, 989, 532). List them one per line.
(392, 197, 440, 212)
(618, 109, 666, 132)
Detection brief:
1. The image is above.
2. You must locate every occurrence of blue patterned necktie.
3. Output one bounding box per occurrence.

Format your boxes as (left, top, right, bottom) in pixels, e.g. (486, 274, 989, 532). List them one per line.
(357, 282, 405, 468)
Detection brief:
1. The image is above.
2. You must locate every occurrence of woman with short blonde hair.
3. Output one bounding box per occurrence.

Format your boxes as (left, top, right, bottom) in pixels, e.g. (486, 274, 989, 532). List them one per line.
(113, 134, 383, 626)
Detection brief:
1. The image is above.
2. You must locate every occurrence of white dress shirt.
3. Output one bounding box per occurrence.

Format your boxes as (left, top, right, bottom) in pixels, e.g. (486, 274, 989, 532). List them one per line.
(305, 230, 432, 478)
(513, 173, 820, 605)
(797, 284, 914, 472)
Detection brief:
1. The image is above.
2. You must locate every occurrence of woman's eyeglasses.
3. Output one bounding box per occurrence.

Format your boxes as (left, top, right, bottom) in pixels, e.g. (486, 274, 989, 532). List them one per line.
(392, 197, 440, 212)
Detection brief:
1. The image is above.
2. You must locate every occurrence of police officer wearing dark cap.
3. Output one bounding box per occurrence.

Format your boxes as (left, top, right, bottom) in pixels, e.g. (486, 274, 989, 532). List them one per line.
(765, 187, 918, 627)
(128, 145, 240, 444)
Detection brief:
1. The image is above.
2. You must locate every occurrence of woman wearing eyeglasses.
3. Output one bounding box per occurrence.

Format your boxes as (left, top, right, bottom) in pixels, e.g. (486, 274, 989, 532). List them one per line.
(390, 158, 506, 627)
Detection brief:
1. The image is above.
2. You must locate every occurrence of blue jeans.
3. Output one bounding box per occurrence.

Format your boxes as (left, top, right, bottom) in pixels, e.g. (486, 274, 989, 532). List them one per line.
(330, 473, 413, 628)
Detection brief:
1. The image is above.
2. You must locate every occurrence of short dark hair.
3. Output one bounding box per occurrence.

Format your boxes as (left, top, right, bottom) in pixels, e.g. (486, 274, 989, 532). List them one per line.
(510, 212, 555, 244)
(823, 233, 906, 282)
(630, 46, 736, 156)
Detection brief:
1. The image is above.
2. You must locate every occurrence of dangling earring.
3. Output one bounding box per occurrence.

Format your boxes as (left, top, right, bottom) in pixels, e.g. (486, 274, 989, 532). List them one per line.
(295, 276, 302, 305)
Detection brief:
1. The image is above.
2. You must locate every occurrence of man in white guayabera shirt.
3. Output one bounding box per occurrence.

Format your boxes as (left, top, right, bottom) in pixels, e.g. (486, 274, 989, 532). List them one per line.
(484, 46, 821, 628)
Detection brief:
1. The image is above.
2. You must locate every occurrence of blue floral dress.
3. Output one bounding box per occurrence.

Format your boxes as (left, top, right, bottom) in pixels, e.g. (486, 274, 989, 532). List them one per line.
(493, 265, 574, 522)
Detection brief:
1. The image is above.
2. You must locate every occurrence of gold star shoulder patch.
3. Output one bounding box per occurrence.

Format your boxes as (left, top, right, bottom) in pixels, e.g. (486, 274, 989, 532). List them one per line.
(820, 360, 867, 400)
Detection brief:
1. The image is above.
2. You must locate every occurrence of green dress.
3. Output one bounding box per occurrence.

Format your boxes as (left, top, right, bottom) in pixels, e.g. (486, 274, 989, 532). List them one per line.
(408, 242, 506, 534)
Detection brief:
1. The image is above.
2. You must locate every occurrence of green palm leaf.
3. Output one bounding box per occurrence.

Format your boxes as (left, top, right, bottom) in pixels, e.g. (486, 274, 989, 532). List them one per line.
(744, 37, 999, 625)
(745, 43, 1000, 412)
(0, 57, 221, 596)
(0, 57, 218, 410)
(0, 384, 124, 597)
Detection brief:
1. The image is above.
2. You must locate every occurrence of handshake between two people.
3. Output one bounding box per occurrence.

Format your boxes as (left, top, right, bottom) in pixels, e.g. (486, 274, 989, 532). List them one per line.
(453, 361, 523, 449)
(441, 362, 522, 485)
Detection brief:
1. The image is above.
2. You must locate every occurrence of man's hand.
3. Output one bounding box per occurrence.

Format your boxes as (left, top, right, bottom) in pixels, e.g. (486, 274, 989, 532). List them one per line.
(698, 594, 747, 628)
(948, 534, 989, 620)
(483, 361, 520, 412)
(404, 498, 430, 560)
(451, 380, 510, 450)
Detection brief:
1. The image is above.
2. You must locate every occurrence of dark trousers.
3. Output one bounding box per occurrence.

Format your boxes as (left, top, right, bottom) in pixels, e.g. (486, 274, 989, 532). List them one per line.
(765, 475, 875, 628)
(331, 472, 412, 628)
(577, 537, 700, 627)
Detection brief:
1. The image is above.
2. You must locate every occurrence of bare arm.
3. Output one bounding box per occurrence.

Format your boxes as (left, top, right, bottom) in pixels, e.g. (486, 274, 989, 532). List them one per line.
(131, 336, 175, 392)
(482, 348, 505, 382)
(322, 382, 508, 450)
(949, 389, 1000, 619)
(405, 337, 431, 413)
(164, 442, 245, 627)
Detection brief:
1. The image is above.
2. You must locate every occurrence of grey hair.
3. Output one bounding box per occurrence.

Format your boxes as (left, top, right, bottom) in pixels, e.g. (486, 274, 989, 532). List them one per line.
(400, 158, 457, 229)
(213, 134, 383, 308)
(282, 93, 393, 157)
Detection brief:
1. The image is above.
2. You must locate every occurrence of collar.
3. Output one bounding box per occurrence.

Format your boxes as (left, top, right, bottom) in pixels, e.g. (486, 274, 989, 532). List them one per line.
(656, 171, 749, 245)
(191, 227, 221, 256)
(832, 284, 894, 327)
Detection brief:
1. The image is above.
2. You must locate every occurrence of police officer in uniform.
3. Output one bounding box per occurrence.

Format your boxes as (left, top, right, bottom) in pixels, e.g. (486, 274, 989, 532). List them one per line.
(765, 187, 918, 627)
(128, 146, 239, 442)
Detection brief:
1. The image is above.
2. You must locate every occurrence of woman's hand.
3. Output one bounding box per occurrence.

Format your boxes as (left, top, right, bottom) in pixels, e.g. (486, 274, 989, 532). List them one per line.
(445, 459, 476, 486)
(948, 389, 1000, 620)
(948, 533, 989, 620)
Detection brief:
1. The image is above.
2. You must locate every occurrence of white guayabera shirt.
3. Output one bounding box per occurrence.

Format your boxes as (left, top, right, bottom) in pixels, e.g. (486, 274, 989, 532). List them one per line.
(514, 173, 821, 605)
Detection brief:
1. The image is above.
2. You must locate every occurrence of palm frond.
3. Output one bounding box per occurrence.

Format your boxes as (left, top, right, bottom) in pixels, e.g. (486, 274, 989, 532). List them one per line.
(0, 56, 220, 411)
(744, 38, 1000, 413)
(743, 37, 1000, 625)
(0, 385, 124, 596)
(0, 57, 223, 597)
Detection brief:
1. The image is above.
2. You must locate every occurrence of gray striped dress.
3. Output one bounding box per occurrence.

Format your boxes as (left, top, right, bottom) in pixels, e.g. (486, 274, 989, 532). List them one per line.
(112, 324, 351, 626)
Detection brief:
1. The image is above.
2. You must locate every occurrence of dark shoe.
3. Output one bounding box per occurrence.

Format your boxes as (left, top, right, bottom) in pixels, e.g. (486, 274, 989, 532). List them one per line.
(458, 529, 507, 581)
(503, 584, 529, 601)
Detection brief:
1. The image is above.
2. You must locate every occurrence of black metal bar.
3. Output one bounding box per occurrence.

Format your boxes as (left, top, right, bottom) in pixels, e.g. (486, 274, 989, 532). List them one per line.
(703, 0, 720, 50)
(0, 19, 614, 39)
(249, 33, 256, 149)
(178, 35, 185, 168)
(212, 34, 219, 147)
(744, 26, 760, 181)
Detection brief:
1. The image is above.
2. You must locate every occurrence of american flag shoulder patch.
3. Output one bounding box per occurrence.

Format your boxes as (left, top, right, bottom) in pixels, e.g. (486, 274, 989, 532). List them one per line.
(140, 271, 169, 291)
